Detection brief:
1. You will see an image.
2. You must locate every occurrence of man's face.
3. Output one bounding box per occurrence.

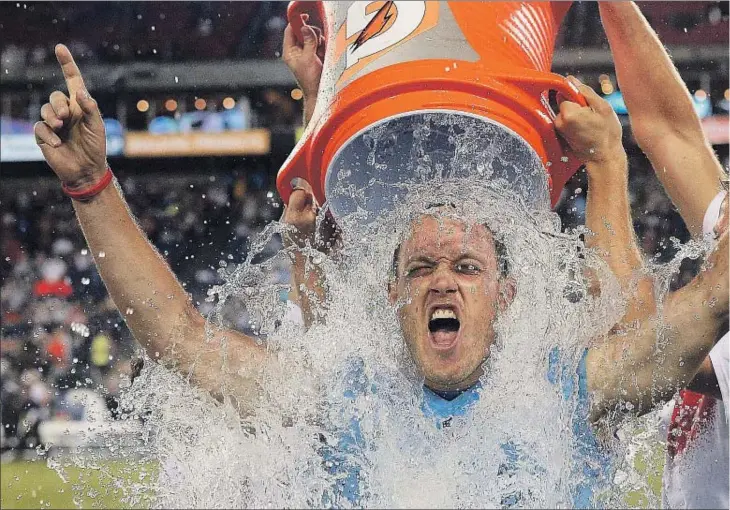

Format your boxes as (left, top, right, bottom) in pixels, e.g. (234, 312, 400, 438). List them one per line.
(390, 215, 514, 392)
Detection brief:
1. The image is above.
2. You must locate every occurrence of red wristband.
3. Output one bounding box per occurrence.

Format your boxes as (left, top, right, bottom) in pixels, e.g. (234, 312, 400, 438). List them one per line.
(62, 167, 114, 201)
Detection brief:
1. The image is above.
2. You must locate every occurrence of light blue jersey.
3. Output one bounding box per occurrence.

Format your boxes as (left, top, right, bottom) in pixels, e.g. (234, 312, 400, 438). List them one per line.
(421, 382, 482, 426)
(322, 349, 612, 508)
(547, 349, 613, 508)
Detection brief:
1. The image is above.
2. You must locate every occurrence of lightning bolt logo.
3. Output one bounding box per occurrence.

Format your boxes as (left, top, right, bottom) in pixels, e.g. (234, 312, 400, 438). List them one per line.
(351, 1, 396, 51)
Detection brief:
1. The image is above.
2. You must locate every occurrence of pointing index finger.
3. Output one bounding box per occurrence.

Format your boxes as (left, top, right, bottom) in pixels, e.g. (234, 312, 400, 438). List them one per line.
(55, 44, 87, 96)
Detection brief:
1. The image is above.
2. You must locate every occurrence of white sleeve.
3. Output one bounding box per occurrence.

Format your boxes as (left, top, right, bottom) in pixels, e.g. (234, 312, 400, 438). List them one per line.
(702, 190, 727, 241)
(709, 332, 730, 418)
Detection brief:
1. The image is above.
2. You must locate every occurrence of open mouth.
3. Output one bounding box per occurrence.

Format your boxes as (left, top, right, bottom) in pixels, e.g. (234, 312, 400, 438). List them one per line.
(428, 308, 461, 350)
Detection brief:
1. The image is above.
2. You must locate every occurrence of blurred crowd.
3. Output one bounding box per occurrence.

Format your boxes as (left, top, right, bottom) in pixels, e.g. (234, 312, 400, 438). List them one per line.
(1, 2, 726, 71)
(559, 2, 727, 48)
(0, 167, 285, 451)
(1, 2, 288, 68)
(558, 149, 724, 289)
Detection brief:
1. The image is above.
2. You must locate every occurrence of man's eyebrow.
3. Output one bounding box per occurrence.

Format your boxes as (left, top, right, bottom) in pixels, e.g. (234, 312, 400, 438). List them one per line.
(456, 250, 489, 263)
(404, 255, 436, 265)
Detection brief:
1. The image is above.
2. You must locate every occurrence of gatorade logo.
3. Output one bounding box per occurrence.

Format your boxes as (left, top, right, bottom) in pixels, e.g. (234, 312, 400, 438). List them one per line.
(351, 1, 397, 52)
(335, 1, 438, 87)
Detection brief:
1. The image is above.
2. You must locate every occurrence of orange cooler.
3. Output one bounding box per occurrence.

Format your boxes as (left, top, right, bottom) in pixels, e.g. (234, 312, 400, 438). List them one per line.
(277, 1, 586, 221)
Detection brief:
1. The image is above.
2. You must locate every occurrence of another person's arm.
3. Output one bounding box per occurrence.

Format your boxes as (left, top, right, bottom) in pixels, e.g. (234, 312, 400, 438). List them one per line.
(35, 45, 271, 413)
(695, 332, 728, 405)
(553, 76, 729, 421)
(595, 2, 728, 415)
(586, 232, 728, 420)
(554, 77, 654, 325)
(281, 178, 336, 329)
(281, 17, 335, 329)
(598, 2, 727, 236)
(686, 196, 728, 399)
(282, 15, 325, 127)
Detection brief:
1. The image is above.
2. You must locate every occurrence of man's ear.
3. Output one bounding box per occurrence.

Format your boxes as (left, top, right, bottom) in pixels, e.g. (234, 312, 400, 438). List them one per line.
(497, 276, 516, 312)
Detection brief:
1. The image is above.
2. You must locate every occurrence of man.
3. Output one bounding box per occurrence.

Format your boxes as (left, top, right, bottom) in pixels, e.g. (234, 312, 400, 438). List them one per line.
(35, 43, 727, 507)
(598, 3, 729, 508)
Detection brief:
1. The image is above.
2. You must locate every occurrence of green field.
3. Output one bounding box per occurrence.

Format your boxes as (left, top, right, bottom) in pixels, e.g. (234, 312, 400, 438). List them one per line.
(1, 440, 663, 509)
(1, 459, 157, 509)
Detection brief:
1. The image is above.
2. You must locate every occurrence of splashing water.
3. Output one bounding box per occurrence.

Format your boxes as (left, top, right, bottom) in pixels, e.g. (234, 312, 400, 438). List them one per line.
(49, 115, 715, 508)
(104, 174, 639, 509)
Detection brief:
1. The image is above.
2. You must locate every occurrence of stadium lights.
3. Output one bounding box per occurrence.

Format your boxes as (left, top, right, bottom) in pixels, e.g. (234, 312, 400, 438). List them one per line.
(690, 91, 712, 118)
(194, 98, 207, 111)
(136, 100, 150, 113)
(223, 97, 236, 109)
(165, 99, 178, 112)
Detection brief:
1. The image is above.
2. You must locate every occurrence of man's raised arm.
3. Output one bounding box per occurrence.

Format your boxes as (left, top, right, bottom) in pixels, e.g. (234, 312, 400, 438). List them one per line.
(554, 77, 654, 325)
(35, 45, 269, 410)
(552, 75, 728, 422)
(599, 2, 727, 236)
(282, 16, 325, 128)
(280, 19, 338, 329)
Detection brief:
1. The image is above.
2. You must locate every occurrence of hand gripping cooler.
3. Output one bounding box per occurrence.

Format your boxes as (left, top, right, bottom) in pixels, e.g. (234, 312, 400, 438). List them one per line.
(277, 1, 586, 221)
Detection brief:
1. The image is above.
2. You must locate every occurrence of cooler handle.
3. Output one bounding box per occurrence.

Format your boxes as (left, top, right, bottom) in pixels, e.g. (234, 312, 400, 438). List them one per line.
(500, 71, 588, 118)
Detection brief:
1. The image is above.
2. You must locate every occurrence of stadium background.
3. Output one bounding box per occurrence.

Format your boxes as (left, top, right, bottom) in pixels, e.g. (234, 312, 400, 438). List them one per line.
(0, 2, 728, 508)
